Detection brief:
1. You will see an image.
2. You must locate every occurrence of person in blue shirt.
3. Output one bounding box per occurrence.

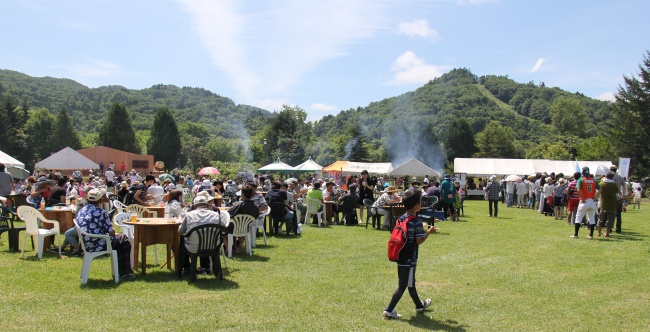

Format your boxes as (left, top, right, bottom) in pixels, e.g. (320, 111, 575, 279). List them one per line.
(76, 188, 134, 281)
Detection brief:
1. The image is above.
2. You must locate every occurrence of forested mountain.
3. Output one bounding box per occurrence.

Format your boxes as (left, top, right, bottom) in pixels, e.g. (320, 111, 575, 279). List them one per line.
(0, 69, 272, 137)
(0, 67, 615, 175)
(312, 68, 613, 169)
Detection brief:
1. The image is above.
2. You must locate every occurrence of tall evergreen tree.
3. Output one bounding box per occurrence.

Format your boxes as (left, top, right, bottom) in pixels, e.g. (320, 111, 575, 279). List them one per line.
(53, 107, 81, 150)
(98, 102, 140, 154)
(609, 51, 650, 176)
(444, 118, 477, 164)
(147, 106, 181, 169)
(24, 108, 56, 167)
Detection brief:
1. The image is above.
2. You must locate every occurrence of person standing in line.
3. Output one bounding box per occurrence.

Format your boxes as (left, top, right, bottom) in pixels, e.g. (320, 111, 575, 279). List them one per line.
(515, 178, 527, 208)
(552, 178, 568, 220)
(597, 171, 619, 237)
(571, 167, 600, 239)
(440, 174, 456, 221)
(609, 165, 624, 233)
(382, 189, 437, 319)
(566, 172, 581, 225)
(485, 175, 501, 218)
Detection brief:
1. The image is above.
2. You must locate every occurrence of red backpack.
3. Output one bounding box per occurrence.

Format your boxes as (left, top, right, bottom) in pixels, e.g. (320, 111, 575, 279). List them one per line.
(387, 215, 416, 262)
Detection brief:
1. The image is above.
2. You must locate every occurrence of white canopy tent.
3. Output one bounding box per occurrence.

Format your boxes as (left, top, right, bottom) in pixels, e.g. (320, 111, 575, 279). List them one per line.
(454, 158, 614, 177)
(0, 149, 25, 168)
(35, 147, 99, 170)
(293, 157, 323, 173)
(390, 158, 440, 178)
(256, 158, 295, 174)
(343, 162, 393, 175)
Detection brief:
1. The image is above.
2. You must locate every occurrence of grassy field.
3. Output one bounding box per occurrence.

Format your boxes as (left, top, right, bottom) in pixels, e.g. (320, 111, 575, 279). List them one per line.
(1, 200, 649, 331)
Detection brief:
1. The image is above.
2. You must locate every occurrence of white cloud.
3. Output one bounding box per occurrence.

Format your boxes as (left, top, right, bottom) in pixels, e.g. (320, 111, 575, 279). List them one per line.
(596, 91, 616, 102)
(390, 51, 446, 85)
(457, 0, 499, 5)
(178, 0, 387, 101)
(310, 103, 339, 112)
(530, 58, 544, 73)
(56, 59, 132, 78)
(397, 19, 439, 41)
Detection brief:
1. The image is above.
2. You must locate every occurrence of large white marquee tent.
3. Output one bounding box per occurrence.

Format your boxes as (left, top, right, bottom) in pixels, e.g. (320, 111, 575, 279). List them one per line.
(454, 158, 614, 177)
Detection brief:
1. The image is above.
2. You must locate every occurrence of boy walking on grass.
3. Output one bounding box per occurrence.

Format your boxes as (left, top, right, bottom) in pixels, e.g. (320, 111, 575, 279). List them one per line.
(383, 190, 437, 319)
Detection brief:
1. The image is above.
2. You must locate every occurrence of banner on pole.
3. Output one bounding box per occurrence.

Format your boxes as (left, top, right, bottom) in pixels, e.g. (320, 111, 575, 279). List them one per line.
(618, 157, 631, 178)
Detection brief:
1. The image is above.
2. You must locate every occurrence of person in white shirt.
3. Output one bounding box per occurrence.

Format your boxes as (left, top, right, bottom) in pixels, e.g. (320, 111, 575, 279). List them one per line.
(105, 168, 115, 192)
(147, 181, 165, 202)
(515, 179, 527, 208)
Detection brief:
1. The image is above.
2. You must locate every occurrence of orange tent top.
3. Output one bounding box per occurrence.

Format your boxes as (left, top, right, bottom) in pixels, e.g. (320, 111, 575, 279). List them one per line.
(322, 160, 349, 173)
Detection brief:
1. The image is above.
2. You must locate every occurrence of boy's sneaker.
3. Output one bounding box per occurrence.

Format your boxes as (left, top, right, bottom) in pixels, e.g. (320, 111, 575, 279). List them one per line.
(570, 235, 578, 238)
(416, 298, 432, 312)
(383, 310, 401, 319)
(586, 235, 593, 239)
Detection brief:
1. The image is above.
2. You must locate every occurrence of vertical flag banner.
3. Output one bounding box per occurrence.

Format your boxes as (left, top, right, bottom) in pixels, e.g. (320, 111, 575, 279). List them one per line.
(619, 158, 631, 178)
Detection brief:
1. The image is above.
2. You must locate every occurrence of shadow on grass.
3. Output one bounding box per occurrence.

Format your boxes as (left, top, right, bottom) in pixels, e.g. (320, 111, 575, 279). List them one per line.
(599, 230, 646, 242)
(228, 254, 270, 262)
(407, 314, 469, 331)
(191, 277, 239, 290)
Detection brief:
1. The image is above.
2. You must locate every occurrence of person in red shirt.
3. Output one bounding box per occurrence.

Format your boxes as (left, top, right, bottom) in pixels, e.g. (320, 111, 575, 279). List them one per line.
(120, 162, 126, 175)
(565, 172, 582, 226)
(571, 167, 600, 239)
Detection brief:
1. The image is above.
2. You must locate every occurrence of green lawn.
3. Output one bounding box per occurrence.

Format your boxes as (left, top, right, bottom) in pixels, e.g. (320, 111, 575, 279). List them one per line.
(1, 200, 649, 331)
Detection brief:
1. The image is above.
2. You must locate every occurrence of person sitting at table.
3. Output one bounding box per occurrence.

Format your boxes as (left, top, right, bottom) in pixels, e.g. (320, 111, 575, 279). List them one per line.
(225, 180, 237, 193)
(148, 180, 165, 200)
(28, 176, 54, 208)
(179, 195, 228, 275)
(198, 179, 213, 195)
(133, 175, 155, 205)
(338, 183, 359, 225)
(165, 190, 186, 218)
(77, 188, 135, 281)
(372, 186, 401, 230)
(228, 185, 260, 254)
(266, 181, 296, 232)
(323, 181, 340, 223)
(247, 182, 269, 213)
(213, 180, 226, 196)
(305, 181, 324, 224)
(47, 178, 68, 207)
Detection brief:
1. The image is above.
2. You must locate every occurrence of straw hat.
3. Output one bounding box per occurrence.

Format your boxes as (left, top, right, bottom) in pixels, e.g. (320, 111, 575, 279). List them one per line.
(385, 186, 397, 193)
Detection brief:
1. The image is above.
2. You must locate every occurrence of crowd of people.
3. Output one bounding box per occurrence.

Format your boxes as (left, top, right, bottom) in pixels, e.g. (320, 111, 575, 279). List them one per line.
(479, 165, 643, 239)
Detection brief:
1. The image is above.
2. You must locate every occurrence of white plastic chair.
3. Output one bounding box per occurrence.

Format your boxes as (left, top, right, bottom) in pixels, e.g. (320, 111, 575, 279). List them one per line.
(250, 207, 270, 248)
(227, 214, 255, 257)
(113, 200, 127, 215)
(125, 204, 158, 264)
(74, 221, 119, 284)
(113, 212, 134, 268)
(305, 198, 325, 227)
(17, 206, 61, 259)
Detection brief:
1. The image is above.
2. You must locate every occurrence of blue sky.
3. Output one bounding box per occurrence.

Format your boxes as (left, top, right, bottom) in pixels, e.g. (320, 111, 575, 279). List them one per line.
(1, 0, 648, 121)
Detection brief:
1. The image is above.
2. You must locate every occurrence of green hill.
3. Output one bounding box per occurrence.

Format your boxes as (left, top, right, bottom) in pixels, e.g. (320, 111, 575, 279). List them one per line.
(0, 68, 613, 173)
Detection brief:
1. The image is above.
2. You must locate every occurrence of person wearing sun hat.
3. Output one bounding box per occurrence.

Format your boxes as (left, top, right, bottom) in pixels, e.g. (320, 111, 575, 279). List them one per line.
(178, 194, 228, 275)
(28, 176, 54, 208)
(372, 186, 401, 230)
(75, 188, 135, 281)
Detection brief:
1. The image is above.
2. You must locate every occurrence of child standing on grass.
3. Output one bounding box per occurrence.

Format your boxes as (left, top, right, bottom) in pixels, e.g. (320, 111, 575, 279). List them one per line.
(383, 189, 437, 319)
